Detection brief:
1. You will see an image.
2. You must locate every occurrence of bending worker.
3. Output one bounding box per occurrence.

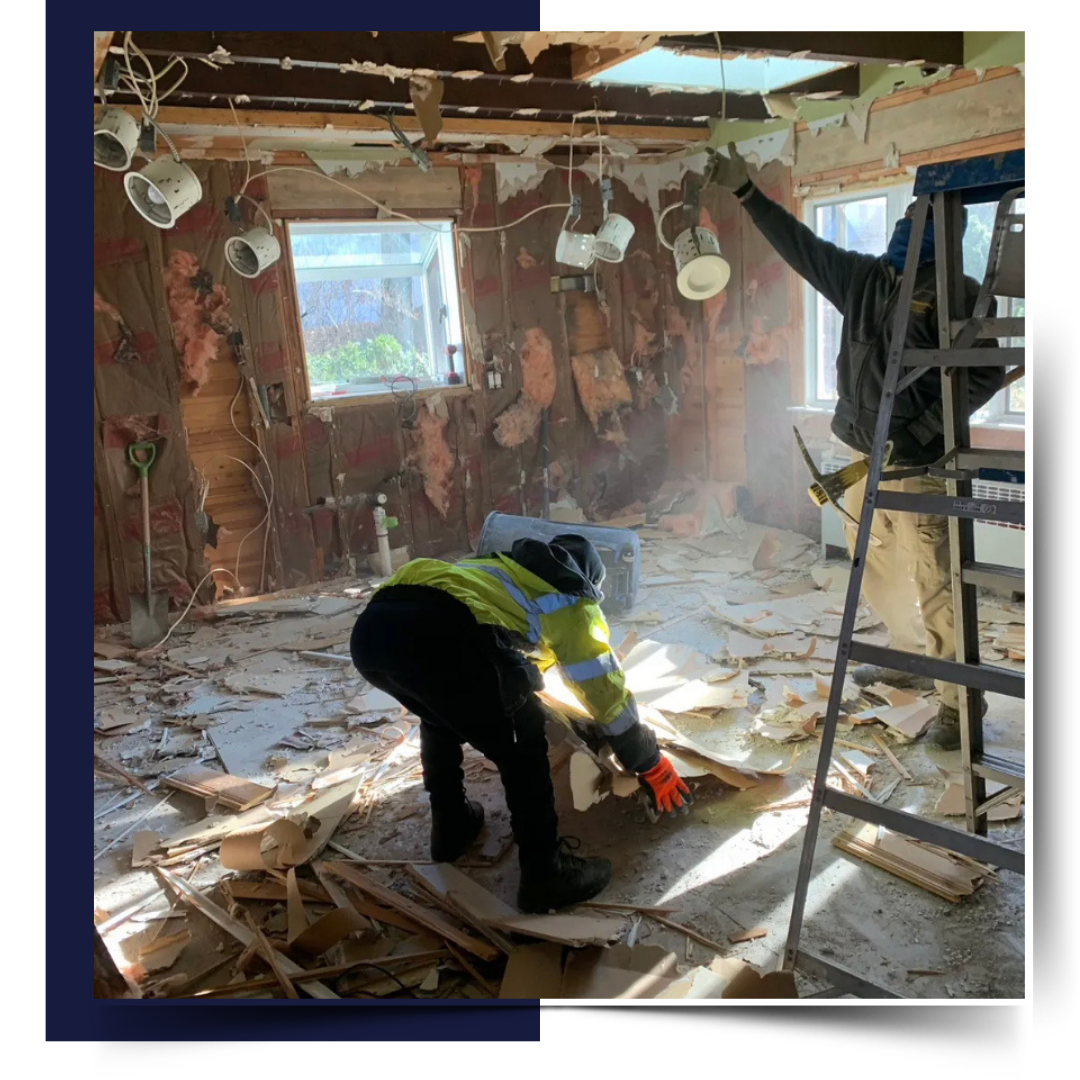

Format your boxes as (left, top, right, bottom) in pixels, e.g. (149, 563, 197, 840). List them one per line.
(350, 534, 691, 913)
(706, 144, 1004, 750)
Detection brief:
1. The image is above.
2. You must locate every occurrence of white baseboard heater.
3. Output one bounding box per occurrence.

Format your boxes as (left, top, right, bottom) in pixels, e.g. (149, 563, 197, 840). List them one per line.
(820, 476, 1025, 577)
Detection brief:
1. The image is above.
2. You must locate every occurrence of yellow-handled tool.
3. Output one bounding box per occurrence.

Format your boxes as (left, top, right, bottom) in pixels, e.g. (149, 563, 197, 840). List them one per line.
(793, 427, 888, 545)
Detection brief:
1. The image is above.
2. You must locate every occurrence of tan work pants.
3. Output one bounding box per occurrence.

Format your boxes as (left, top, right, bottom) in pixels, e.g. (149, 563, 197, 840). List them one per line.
(842, 468, 957, 708)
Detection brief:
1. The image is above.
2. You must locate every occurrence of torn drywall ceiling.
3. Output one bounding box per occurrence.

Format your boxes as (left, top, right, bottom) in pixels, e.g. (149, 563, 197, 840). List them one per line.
(495, 161, 553, 202)
(309, 149, 411, 175)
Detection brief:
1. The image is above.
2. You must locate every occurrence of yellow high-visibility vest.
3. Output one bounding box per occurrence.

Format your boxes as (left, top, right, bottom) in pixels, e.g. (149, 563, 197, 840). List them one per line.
(378, 556, 636, 734)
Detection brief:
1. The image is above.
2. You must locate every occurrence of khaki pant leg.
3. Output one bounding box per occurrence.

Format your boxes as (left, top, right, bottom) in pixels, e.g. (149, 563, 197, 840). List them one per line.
(895, 473, 958, 708)
(842, 470, 925, 655)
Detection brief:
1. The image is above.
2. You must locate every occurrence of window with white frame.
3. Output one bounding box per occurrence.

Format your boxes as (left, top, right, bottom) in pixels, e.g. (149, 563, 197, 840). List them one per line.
(802, 182, 913, 408)
(803, 183, 1025, 425)
(287, 220, 464, 400)
(963, 197, 1025, 424)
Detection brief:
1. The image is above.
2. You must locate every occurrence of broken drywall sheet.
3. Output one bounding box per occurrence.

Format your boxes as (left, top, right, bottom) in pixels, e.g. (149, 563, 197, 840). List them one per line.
(658, 956, 799, 999)
(494, 161, 551, 202)
(162, 250, 231, 393)
(408, 76, 445, 143)
(560, 944, 679, 999)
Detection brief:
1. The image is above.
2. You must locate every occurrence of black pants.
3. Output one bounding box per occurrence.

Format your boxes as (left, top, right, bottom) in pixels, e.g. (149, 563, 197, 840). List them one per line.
(350, 586, 560, 867)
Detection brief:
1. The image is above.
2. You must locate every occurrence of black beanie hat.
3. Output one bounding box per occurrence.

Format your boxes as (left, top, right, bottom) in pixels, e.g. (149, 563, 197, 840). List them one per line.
(551, 534, 606, 589)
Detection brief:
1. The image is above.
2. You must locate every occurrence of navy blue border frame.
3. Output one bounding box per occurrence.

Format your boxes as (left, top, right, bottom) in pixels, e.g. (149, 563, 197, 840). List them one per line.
(64, 15, 541, 1041)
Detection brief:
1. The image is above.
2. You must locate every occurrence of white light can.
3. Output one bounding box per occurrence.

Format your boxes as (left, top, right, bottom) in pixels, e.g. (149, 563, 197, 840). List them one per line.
(225, 227, 282, 278)
(593, 213, 635, 263)
(94, 108, 140, 172)
(124, 157, 203, 228)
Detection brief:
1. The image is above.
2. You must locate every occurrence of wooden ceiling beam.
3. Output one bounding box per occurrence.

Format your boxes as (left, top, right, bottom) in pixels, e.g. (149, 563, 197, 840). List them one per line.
(128, 31, 574, 79)
(118, 104, 711, 148)
(112, 51, 772, 123)
(661, 32, 965, 68)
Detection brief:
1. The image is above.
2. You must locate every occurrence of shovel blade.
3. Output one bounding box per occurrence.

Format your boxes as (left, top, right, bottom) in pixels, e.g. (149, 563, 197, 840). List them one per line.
(130, 592, 171, 648)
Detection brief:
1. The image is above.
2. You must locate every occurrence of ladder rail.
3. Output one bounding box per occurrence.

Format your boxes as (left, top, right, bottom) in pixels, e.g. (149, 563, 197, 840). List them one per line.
(782, 195, 934, 973)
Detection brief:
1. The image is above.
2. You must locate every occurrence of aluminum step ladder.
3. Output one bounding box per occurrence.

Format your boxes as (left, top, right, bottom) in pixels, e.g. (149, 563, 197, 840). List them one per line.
(782, 150, 1026, 999)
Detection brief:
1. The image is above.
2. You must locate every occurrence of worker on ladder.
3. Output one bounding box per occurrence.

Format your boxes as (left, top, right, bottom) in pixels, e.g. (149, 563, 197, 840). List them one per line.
(350, 534, 692, 913)
(707, 144, 1006, 749)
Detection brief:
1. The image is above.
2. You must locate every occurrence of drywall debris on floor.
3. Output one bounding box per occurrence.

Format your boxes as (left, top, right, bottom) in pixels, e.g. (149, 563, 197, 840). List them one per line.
(162, 251, 232, 393)
(414, 402, 454, 518)
(493, 327, 557, 448)
(570, 348, 633, 443)
(834, 822, 990, 902)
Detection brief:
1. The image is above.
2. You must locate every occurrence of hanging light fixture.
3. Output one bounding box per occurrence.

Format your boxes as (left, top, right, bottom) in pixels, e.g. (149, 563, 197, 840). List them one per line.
(94, 107, 140, 172)
(125, 156, 203, 228)
(592, 175, 635, 264)
(225, 227, 282, 279)
(658, 201, 731, 301)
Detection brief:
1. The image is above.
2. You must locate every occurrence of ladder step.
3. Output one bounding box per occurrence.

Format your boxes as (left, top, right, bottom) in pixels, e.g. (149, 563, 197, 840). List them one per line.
(874, 489, 1026, 526)
(955, 448, 1025, 472)
(903, 347, 1026, 366)
(949, 317, 1025, 339)
(848, 642, 1025, 698)
(793, 952, 902, 999)
(972, 752, 1026, 791)
(962, 561, 1025, 591)
(823, 789, 1025, 874)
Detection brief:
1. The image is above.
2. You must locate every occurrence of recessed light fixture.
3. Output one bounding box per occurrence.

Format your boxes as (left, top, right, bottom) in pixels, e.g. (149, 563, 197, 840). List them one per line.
(125, 157, 203, 228)
(225, 227, 282, 278)
(659, 201, 731, 301)
(94, 108, 140, 172)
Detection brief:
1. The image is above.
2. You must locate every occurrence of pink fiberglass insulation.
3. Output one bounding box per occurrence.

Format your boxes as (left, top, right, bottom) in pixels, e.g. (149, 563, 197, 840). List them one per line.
(162, 250, 232, 393)
(416, 404, 454, 518)
(494, 397, 542, 448)
(519, 327, 556, 408)
(492, 327, 556, 448)
(94, 291, 122, 322)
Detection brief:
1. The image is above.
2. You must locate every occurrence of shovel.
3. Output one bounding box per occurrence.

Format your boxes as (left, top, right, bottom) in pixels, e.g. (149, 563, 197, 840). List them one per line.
(128, 441, 171, 647)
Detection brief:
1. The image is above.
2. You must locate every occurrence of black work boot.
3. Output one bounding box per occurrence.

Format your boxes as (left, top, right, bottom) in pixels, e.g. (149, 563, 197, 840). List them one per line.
(430, 799, 485, 863)
(517, 837, 613, 914)
(852, 664, 935, 692)
(925, 695, 989, 750)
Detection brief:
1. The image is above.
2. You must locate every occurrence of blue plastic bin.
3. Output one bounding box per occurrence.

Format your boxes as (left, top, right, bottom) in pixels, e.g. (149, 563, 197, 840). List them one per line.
(474, 512, 640, 614)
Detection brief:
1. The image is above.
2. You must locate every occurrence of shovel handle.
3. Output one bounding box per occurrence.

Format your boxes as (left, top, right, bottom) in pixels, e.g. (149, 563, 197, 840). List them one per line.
(127, 441, 157, 477)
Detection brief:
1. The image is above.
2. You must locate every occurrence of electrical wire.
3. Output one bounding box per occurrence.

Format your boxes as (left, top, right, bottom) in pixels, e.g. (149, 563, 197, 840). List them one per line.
(121, 32, 188, 119)
(227, 97, 252, 193)
(713, 32, 728, 123)
(242, 165, 445, 232)
(566, 115, 577, 225)
(227, 376, 276, 591)
(147, 567, 243, 651)
(240, 165, 568, 236)
(458, 201, 572, 234)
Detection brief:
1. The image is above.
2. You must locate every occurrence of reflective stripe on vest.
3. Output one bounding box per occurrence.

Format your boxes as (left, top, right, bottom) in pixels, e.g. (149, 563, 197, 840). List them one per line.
(605, 701, 639, 736)
(461, 562, 584, 645)
(560, 651, 620, 684)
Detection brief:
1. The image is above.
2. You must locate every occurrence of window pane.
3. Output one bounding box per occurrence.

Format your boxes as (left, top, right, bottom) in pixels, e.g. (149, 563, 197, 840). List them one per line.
(288, 221, 460, 397)
(810, 195, 887, 403)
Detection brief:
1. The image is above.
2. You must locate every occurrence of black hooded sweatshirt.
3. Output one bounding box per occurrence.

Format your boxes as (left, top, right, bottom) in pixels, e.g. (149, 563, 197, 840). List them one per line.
(738, 183, 1005, 465)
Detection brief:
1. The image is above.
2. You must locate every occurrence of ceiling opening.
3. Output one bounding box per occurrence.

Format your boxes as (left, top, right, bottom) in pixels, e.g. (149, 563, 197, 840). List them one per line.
(591, 47, 849, 93)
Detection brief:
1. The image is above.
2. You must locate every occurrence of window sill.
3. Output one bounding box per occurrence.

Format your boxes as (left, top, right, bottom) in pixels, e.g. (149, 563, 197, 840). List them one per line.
(971, 419, 1025, 431)
(308, 382, 474, 410)
(788, 405, 834, 415)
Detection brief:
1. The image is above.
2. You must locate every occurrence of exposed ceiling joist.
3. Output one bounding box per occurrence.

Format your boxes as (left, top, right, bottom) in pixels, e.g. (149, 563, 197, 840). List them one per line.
(115, 53, 772, 124)
(117, 105, 710, 153)
(128, 31, 574, 79)
(772, 64, 861, 98)
(661, 32, 965, 68)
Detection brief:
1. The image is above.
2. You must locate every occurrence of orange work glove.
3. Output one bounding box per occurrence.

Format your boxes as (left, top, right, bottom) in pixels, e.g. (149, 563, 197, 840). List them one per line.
(639, 756, 693, 816)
